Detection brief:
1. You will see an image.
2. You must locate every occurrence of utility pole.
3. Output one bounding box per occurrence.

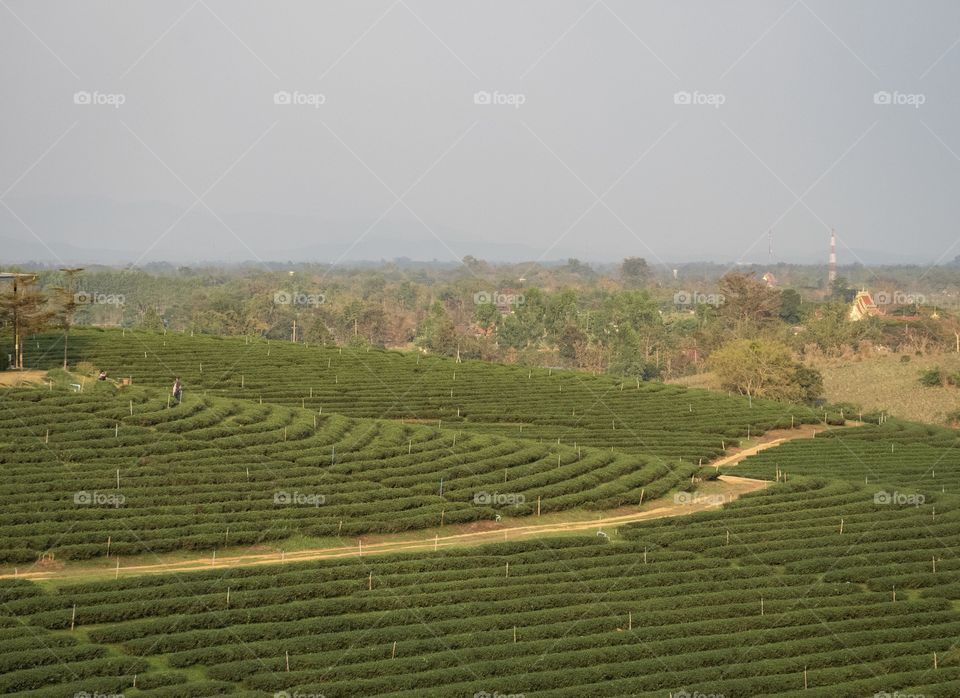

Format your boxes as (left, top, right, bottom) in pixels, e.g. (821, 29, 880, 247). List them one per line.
(828, 229, 837, 284)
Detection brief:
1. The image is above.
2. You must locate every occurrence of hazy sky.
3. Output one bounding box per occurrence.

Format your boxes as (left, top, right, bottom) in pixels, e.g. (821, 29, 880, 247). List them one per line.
(2, 0, 960, 267)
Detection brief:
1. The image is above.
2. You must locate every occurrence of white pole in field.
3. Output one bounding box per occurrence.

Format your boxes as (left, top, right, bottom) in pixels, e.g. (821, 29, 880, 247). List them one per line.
(70, 604, 76, 631)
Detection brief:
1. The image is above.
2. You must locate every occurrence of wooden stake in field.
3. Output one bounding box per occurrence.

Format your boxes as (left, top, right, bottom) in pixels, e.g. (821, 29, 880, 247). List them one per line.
(505, 562, 510, 577)
(115, 558, 120, 579)
(628, 612, 632, 630)
(368, 571, 373, 590)
(537, 496, 541, 516)
(803, 666, 808, 690)
(70, 604, 76, 631)
(226, 587, 230, 607)
(513, 626, 517, 643)
(639, 489, 644, 506)
(392, 641, 397, 659)
(285, 651, 290, 672)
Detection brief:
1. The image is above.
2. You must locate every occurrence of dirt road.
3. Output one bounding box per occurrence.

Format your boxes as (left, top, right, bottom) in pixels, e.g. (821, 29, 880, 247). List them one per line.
(2, 421, 841, 584)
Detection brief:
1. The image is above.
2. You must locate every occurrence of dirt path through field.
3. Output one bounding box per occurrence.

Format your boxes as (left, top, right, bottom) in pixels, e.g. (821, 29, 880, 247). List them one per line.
(2, 422, 847, 584)
(2, 476, 769, 583)
(0, 370, 46, 387)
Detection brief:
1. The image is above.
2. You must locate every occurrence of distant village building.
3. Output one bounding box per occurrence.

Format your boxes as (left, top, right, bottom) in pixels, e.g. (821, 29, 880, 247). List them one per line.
(848, 290, 879, 321)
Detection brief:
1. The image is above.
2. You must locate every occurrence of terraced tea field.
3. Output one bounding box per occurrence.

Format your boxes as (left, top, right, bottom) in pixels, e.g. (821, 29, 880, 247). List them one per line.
(22, 328, 833, 461)
(2, 330, 957, 697)
(0, 387, 700, 564)
(2, 476, 959, 697)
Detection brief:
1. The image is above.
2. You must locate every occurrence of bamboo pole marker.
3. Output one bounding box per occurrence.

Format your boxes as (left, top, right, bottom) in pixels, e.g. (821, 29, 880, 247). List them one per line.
(337, 520, 343, 536)
(368, 571, 373, 590)
(726, 530, 730, 545)
(392, 641, 397, 659)
(803, 667, 808, 690)
(839, 518, 844, 535)
(934, 651, 938, 669)
(116, 469, 120, 489)
(70, 604, 76, 631)
(537, 496, 541, 516)
(211, 550, 216, 566)
(285, 651, 290, 672)
(506, 562, 510, 577)
(115, 558, 120, 579)
(226, 587, 230, 607)
(628, 612, 632, 631)
(761, 596, 764, 616)
(129, 400, 133, 416)
(45, 429, 49, 444)
(513, 626, 517, 643)
(933, 556, 937, 573)
(115, 423, 119, 438)
(643, 548, 648, 564)
(639, 489, 644, 506)
(434, 534, 438, 551)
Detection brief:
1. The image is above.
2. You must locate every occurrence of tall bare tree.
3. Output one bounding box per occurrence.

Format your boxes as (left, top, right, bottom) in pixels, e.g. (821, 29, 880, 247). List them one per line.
(0, 274, 53, 370)
(53, 268, 84, 369)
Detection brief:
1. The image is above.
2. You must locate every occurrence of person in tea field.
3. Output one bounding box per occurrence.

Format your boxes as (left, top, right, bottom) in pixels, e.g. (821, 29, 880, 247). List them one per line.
(172, 376, 183, 404)
(97, 370, 108, 381)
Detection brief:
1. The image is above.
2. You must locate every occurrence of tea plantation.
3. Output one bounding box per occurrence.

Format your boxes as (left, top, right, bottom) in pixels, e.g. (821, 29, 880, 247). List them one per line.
(1, 330, 957, 696)
(22, 328, 832, 461)
(2, 476, 959, 696)
(0, 388, 696, 563)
